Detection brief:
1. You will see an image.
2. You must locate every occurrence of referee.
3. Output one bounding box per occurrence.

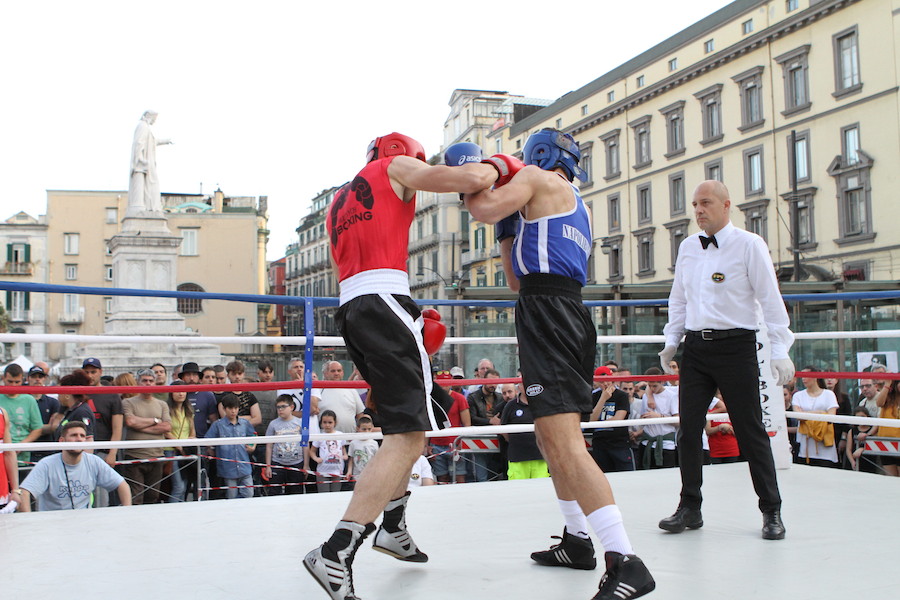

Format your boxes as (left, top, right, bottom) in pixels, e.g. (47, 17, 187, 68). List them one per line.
(657, 180, 795, 540)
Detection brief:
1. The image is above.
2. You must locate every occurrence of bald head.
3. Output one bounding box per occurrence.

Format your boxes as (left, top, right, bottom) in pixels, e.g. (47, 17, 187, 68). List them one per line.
(692, 179, 731, 235)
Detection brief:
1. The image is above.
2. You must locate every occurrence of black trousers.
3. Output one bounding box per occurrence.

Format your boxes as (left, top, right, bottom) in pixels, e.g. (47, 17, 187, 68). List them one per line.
(678, 332, 781, 512)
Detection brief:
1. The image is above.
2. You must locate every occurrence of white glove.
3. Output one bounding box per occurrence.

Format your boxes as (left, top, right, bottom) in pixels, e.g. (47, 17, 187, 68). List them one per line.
(658, 345, 677, 374)
(771, 358, 796, 387)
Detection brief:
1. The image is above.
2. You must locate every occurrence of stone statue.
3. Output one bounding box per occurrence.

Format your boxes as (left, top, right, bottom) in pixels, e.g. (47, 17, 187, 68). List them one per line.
(128, 110, 172, 214)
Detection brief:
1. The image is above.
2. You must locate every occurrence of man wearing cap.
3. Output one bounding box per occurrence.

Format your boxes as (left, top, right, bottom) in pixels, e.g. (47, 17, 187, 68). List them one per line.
(122, 369, 171, 504)
(78, 357, 124, 506)
(179, 362, 217, 437)
(589, 367, 634, 473)
(26, 364, 60, 463)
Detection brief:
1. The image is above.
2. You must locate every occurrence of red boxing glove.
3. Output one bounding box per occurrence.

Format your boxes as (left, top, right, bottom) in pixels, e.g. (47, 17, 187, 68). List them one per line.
(422, 316, 447, 356)
(483, 154, 525, 188)
(421, 308, 441, 321)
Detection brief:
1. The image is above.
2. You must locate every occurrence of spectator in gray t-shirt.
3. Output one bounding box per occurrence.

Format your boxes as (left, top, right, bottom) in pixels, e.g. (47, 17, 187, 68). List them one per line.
(18, 421, 132, 511)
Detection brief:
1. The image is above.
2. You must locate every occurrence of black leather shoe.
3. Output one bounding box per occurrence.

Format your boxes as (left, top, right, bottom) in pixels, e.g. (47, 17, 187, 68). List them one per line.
(658, 507, 703, 533)
(762, 510, 786, 540)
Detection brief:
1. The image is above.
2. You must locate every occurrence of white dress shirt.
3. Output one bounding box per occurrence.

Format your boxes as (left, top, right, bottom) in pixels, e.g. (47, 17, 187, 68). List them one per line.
(663, 221, 794, 359)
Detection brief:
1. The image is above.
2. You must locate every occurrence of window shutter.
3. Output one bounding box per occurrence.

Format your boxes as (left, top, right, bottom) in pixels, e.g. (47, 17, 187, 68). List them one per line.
(24, 244, 30, 263)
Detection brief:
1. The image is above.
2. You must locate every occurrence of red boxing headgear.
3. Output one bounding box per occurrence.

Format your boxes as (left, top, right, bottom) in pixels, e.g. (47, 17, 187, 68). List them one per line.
(366, 132, 426, 163)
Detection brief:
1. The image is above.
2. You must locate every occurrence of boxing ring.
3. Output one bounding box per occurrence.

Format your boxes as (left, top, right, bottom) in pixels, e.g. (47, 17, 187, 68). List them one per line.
(1, 282, 899, 599)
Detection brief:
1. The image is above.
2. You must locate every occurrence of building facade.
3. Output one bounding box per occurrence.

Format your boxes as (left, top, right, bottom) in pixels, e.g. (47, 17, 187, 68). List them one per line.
(44, 189, 268, 361)
(0, 211, 48, 362)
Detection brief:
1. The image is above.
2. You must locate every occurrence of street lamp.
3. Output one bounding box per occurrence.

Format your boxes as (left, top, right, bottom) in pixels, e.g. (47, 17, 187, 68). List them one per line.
(415, 267, 458, 367)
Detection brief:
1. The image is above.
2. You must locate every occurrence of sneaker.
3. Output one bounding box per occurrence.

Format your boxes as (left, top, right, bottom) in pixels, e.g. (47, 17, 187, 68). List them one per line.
(530, 527, 597, 570)
(592, 552, 655, 600)
(372, 492, 428, 562)
(304, 521, 376, 600)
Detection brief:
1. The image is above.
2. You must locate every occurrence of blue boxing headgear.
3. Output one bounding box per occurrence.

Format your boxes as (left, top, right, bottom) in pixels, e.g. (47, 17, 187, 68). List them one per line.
(522, 128, 588, 182)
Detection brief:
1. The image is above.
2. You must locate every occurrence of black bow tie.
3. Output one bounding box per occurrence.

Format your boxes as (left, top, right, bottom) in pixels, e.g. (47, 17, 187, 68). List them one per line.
(700, 235, 718, 250)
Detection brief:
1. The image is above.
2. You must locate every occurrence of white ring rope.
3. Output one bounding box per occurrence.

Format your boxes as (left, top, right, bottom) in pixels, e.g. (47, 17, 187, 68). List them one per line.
(3, 412, 894, 454)
(3, 329, 900, 347)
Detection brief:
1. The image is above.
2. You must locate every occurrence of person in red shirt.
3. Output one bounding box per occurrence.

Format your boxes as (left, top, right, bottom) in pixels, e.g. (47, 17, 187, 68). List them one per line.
(428, 371, 471, 484)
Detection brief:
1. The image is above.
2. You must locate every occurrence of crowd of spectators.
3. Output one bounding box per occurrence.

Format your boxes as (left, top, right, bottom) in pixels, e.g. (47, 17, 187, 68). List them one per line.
(2, 353, 899, 513)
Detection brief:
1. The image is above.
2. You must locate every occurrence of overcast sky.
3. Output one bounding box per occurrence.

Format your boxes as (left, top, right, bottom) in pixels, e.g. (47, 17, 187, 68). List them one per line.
(1, 0, 733, 259)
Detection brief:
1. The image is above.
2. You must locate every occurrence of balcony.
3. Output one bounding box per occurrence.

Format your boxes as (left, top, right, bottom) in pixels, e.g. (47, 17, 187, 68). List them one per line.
(9, 309, 32, 323)
(58, 307, 85, 324)
(0, 261, 33, 275)
(461, 248, 489, 267)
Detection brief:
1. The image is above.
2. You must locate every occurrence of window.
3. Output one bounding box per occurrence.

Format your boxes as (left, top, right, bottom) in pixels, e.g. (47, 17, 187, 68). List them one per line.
(65, 264, 77, 280)
(607, 90, 615, 103)
(694, 84, 723, 145)
(637, 183, 652, 224)
(743, 146, 765, 195)
(705, 158, 723, 182)
(236, 317, 246, 334)
(431, 213, 438, 236)
(668, 58, 678, 72)
(180, 228, 198, 256)
(787, 131, 811, 184)
(601, 129, 621, 180)
(105, 207, 118, 224)
(8, 242, 29, 266)
(742, 19, 753, 35)
(105, 265, 113, 281)
(581, 104, 588, 116)
(665, 219, 690, 269)
(64, 233, 79, 255)
(105, 297, 113, 314)
(784, 189, 818, 248)
(629, 115, 652, 169)
(604, 235, 624, 282)
(608, 193, 621, 233)
(704, 39, 714, 54)
(776, 45, 811, 115)
(733, 66, 765, 131)
(660, 101, 685, 158)
(842, 124, 860, 165)
(739, 199, 771, 243)
(556, 118, 562, 129)
(787, 0, 799, 12)
(494, 269, 506, 287)
(833, 27, 861, 98)
(496, 138, 502, 154)
(7, 290, 30, 320)
(416, 218, 424, 239)
(63, 293, 79, 314)
(474, 226, 486, 251)
(633, 227, 656, 277)
(579, 142, 593, 187)
(176, 283, 204, 314)
(636, 75, 645, 88)
(669, 172, 686, 216)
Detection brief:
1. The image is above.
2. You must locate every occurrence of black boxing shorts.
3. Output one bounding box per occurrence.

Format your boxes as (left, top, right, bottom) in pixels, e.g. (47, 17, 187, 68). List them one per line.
(515, 274, 595, 419)
(336, 293, 435, 435)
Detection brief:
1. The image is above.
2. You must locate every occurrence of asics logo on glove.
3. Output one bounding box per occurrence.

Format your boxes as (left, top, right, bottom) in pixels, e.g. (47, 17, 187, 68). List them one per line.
(456, 154, 481, 165)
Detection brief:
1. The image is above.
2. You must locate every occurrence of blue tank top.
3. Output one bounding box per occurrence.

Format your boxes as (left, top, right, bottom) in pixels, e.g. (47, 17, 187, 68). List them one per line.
(512, 182, 592, 286)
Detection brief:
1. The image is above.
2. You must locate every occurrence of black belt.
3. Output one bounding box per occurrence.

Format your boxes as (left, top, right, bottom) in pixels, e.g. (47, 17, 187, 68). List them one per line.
(686, 328, 754, 341)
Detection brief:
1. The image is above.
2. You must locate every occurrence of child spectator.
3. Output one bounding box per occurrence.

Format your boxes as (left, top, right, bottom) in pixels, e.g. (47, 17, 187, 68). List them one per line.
(264, 394, 305, 495)
(205, 393, 257, 499)
(846, 407, 879, 473)
(407, 444, 435, 490)
(500, 381, 550, 480)
(347, 415, 379, 490)
(311, 410, 348, 492)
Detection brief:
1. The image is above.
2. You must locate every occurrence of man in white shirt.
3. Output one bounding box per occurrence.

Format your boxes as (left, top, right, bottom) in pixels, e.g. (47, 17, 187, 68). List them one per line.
(316, 361, 365, 434)
(658, 180, 795, 541)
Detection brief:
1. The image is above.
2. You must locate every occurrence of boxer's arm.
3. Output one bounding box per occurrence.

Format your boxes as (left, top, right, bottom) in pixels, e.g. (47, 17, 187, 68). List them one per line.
(388, 156, 496, 196)
(499, 237, 519, 292)
(464, 166, 539, 225)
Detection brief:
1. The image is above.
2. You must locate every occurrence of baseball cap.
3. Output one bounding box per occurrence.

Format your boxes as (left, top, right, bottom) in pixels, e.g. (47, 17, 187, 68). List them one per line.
(594, 366, 613, 378)
(28, 365, 47, 377)
(449, 366, 465, 378)
(83, 358, 102, 369)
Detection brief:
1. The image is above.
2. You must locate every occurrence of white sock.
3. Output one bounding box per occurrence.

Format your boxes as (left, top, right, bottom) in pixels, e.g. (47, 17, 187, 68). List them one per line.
(586, 504, 633, 555)
(557, 499, 590, 539)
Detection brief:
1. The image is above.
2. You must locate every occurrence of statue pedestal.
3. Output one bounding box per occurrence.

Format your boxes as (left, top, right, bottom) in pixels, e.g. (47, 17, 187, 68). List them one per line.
(67, 215, 228, 374)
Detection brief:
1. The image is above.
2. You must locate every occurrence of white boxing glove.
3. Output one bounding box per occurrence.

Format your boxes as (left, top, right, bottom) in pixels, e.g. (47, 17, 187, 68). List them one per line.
(658, 345, 678, 374)
(771, 358, 796, 387)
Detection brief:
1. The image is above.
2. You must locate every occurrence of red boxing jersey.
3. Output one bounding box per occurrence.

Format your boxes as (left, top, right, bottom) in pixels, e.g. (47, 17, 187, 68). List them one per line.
(327, 157, 416, 281)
